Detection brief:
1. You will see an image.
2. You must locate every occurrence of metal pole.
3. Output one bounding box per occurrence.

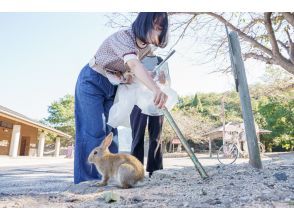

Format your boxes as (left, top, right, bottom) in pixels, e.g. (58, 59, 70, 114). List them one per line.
(162, 108, 209, 179)
(227, 30, 262, 169)
(155, 49, 208, 178)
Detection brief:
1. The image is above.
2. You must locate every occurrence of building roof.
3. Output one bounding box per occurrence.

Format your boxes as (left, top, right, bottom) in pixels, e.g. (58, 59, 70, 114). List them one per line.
(203, 122, 271, 138)
(203, 122, 238, 136)
(0, 105, 71, 138)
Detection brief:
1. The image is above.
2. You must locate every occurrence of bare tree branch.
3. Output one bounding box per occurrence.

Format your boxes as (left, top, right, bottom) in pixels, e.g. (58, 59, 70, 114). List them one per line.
(281, 12, 294, 27)
(204, 12, 294, 74)
(205, 12, 273, 56)
(278, 40, 289, 52)
(244, 53, 275, 64)
(285, 28, 294, 64)
(242, 18, 264, 33)
(264, 13, 281, 57)
(169, 14, 197, 50)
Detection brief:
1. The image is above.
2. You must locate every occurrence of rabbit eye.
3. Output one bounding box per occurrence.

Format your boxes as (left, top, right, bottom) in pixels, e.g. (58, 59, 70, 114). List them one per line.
(94, 151, 97, 155)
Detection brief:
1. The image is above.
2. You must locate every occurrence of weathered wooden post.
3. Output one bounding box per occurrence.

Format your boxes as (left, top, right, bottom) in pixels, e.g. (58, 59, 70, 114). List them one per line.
(208, 136, 212, 158)
(221, 95, 226, 147)
(226, 27, 263, 169)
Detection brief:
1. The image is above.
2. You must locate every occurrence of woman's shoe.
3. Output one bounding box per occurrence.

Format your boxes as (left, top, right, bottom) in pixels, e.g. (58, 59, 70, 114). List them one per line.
(148, 172, 153, 178)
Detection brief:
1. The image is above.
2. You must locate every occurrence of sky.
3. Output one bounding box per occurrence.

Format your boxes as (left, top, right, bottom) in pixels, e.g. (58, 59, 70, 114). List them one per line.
(0, 12, 267, 121)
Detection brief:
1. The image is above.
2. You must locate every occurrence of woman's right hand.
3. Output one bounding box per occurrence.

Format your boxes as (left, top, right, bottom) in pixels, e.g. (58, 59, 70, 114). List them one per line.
(126, 59, 168, 108)
(153, 88, 168, 109)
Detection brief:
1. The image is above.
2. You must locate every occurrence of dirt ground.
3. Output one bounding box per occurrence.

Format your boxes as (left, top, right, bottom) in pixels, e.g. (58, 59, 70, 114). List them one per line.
(0, 152, 293, 208)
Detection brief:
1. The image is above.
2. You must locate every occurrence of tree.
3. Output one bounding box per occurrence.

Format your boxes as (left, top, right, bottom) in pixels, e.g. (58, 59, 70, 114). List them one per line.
(161, 65, 293, 152)
(252, 66, 294, 151)
(258, 98, 294, 151)
(42, 94, 75, 142)
(168, 12, 294, 75)
(191, 94, 203, 112)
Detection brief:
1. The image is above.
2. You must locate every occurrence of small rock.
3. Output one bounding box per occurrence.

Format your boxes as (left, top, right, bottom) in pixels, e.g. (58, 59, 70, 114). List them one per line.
(273, 172, 288, 181)
(65, 198, 80, 203)
(183, 202, 189, 207)
(201, 189, 207, 196)
(240, 196, 250, 202)
(264, 183, 275, 189)
(223, 202, 231, 208)
(131, 196, 143, 203)
(214, 200, 222, 205)
(103, 191, 120, 203)
(224, 185, 231, 190)
(206, 198, 222, 205)
(262, 189, 271, 194)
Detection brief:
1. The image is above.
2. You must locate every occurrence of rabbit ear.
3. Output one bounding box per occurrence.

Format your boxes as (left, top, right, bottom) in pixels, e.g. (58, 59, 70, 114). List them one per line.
(102, 132, 113, 149)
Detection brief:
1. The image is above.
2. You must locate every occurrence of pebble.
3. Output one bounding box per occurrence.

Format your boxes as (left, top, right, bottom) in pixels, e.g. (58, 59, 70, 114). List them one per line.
(201, 189, 207, 196)
(131, 196, 143, 202)
(273, 172, 288, 181)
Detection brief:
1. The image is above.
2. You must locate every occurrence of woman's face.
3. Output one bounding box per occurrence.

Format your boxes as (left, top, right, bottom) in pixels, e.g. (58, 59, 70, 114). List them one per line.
(147, 23, 163, 46)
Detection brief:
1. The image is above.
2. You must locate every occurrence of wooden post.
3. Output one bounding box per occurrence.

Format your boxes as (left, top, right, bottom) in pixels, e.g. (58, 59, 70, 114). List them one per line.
(37, 132, 46, 157)
(227, 31, 262, 169)
(54, 137, 61, 157)
(9, 125, 21, 157)
(208, 136, 212, 158)
(221, 95, 226, 146)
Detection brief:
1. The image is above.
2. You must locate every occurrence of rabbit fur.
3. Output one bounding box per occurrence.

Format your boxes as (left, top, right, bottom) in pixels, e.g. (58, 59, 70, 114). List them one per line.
(88, 132, 145, 189)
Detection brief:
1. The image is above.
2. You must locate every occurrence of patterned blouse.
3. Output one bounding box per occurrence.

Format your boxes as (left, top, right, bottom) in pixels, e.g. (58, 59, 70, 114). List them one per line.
(93, 28, 151, 75)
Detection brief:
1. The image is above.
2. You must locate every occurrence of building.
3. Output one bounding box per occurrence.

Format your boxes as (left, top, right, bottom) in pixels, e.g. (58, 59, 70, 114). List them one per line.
(0, 105, 71, 157)
(203, 122, 271, 157)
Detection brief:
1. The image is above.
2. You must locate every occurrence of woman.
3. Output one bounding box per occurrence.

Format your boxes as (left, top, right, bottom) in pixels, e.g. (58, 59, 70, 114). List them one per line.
(74, 12, 169, 184)
(130, 51, 169, 178)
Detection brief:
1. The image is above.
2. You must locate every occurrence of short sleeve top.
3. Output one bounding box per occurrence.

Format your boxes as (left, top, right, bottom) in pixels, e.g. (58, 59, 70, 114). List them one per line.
(94, 28, 151, 73)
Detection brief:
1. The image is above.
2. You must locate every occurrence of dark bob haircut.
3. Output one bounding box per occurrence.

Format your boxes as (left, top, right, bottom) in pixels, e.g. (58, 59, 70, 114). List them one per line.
(132, 12, 168, 48)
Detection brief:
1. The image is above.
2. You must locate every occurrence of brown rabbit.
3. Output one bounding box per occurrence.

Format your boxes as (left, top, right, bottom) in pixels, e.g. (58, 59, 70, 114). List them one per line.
(88, 132, 145, 189)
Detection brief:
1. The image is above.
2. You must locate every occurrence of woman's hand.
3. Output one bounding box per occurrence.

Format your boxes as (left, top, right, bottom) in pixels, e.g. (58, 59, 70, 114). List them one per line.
(122, 71, 134, 84)
(126, 59, 168, 108)
(124, 74, 134, 84)
(153, 88, 168, 109)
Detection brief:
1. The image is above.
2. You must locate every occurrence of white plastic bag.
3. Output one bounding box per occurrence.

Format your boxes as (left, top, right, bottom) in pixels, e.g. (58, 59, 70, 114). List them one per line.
(136, 83, 178, 116)
(107, 80, 178, 128)
(107, 83, 138, 128)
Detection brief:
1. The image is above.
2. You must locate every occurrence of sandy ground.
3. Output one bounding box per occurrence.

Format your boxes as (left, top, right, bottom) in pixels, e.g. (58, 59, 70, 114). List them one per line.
(0, 152, 293, 208)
